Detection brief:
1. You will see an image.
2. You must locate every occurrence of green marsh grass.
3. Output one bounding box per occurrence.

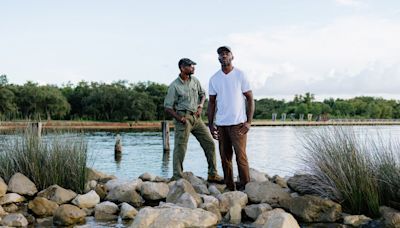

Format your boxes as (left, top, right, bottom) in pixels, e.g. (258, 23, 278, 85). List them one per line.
(0, 127, 88, 193)
(300, 127, 400, 217)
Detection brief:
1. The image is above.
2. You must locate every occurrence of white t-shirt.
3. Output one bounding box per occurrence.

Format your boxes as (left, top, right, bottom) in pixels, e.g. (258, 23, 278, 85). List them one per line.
(209, 68, 251, 126)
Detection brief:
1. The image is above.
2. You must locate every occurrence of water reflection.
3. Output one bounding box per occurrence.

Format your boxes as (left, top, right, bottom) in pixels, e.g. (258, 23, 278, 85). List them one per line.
(161, 151, 170, 177)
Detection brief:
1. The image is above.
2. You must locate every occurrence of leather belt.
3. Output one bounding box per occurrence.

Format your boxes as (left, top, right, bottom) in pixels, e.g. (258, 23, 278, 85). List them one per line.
(177, 110, 195, 115)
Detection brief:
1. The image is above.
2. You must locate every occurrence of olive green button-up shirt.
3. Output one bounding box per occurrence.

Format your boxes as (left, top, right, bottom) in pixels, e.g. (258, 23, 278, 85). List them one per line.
(164, 75, 205, 113)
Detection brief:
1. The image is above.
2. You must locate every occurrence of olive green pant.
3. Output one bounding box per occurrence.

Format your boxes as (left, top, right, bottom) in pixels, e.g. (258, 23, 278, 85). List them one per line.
(172, 112, 217, 179)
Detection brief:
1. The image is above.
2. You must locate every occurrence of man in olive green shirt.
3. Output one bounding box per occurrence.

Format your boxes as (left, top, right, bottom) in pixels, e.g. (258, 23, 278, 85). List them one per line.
(164, 58, 223, 183)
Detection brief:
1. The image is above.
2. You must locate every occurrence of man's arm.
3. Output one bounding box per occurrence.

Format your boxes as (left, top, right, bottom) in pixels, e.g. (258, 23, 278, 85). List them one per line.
(207, 95, 218, 139)
(195, 95, 206, 117)
(165, 108, 186, 124)
(239, 90, 254, 135)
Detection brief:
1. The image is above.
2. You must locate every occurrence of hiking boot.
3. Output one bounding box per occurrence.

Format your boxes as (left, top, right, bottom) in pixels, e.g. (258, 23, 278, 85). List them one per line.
(207, 174, 224, 183)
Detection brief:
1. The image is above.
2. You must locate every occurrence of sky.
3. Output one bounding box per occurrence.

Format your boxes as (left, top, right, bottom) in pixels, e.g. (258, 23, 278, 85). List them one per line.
(1, 0, 400, 100)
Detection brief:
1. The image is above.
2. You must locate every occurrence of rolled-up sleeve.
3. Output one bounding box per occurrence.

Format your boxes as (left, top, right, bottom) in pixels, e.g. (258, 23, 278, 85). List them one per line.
(197, 80, 206, 98)
(164, 85, 176, 109)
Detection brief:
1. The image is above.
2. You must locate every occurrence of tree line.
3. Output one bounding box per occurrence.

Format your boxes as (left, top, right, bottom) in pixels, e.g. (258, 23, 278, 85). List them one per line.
(1, 75, 399, 121)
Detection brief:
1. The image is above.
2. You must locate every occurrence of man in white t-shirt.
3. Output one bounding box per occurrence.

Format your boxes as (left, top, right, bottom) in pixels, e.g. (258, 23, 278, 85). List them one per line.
(207, 46, 255, 191)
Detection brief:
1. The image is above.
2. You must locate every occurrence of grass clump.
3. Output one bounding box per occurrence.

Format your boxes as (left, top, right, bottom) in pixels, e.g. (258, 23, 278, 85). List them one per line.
(300, 126, 400, 217)
(0, 127, 88, 193)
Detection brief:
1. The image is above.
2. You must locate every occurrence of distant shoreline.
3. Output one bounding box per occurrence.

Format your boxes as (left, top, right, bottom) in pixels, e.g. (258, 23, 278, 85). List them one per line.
(1, 119, 400, 131)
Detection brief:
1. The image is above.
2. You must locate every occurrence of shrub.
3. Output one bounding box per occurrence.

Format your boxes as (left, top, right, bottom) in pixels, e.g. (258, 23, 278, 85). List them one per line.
(0, 127, 88, 193)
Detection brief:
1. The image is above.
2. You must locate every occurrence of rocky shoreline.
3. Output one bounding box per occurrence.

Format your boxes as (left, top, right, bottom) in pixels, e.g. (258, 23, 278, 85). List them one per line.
(0, 168, 399, 227)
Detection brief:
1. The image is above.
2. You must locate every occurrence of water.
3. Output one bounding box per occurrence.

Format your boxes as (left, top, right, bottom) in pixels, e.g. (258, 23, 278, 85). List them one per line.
(86, 125, 400, 180)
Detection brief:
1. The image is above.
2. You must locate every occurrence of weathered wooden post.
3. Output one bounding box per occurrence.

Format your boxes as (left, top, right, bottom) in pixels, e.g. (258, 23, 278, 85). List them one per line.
(115, 134, 122, 162)
(29, 122, 42, 137)
(299, 114, 304, 121)
(162, 121, 170, 152)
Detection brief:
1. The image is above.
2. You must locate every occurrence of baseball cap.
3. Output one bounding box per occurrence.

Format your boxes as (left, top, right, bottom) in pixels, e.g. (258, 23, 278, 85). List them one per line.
(217, 46, 232, 54)
(178, 58, 196, 67)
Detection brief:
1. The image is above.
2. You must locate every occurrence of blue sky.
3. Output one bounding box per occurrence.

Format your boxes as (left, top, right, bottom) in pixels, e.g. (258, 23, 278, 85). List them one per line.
(1, 0, 400, 100)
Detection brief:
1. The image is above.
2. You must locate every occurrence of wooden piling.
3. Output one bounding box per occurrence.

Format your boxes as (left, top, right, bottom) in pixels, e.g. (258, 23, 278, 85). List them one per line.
(29, 122, 42, 137)
(162, 121, 170, 152)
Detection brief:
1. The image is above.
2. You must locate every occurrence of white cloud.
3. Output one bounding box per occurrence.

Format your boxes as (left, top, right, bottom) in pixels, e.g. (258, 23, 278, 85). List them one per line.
(220, 16, 400, 99)
(334, 0, 366, 7)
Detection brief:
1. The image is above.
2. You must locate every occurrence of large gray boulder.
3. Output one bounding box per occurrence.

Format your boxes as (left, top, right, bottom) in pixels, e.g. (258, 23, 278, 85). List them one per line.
(225, 203, 242, 224)
(166, 179, 201, 206)
(140, 182, 169, 201)
(200, 194, 219, 207)
(120, 202, 138, 220)
(105, 178, 143, 192)
(380, 206, 400, 228)
(139, 172, 157, 182)
(71, 190, 100, 209)
(176, 192, 198, 209)
(208, 185, 221, 197)
(28, 196, 59, 217)
(280, 195, 342, 222)
(106, 183, 144, 207)
(244, 203, 272, 221)
(248, 168, 269, 182)
(287, 174, 330, 196)
(1, 213, 28, 227)
(217, 191, 248, 213)
(131, 203, 218, 228)
(0, 177, 7, 197)
(0, 193, 26, 205)
(200, 203, 222, 221)
(53, 204, 86, 226)
(7, 173, 37, 196)
(182, 172, 209, 194)
(37, 184, 77, 204)
(87, 167, 116, 182)
(94, 201, 119, 220)
(245, 181, 291, 206)
(253, 208, 300, 228)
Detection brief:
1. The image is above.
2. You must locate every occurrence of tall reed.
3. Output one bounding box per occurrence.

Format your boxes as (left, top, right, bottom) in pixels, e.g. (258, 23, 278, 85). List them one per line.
(0, 127, 88, 193)
(300, 127, 400, 217)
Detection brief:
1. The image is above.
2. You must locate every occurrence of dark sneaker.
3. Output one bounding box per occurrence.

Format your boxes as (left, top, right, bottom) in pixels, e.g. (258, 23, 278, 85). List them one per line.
(207, 174, 224, 183)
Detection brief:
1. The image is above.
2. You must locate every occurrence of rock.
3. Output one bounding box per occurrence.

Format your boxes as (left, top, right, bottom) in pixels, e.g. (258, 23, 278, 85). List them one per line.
(166, 179, 201, 206)
(36, 217, 53, 227)
(154, 176, 169, 182)
(343, 214, 372, 226)
(280, 195, 342, 222)
(244, 203, 272, 220)
(87, 167, 116, 182)
(82, 208, 94, 216)
(53, 204, 86, 226)
(248, 168, 269, 182)
(287, 174, 328, 196)
(253, 208, 300, 228)
(28, 197, 59, 217)
(106, 183, 144, 207)
(94, 184, 107, 200)
(7, 173, 37, 196)
(200, 194, 219, 207)
(37, 184, 77, 204)
(131, 203, 218, 228)
(140, 182, 169, 201)
(208, 185, 221, 196)
(200, 203, 222, 221)
(272, 175, 288, 188)
(226, 203, 242, 224)
(2, 203, 19, 213)
(0, 177, 7, 197)
(94, 201, 119, 220)
(245, 181, 291, 206)
(176, 192, 198, 209)
(217, 191, 248, 213)
(380, 206, 400, 228)
(139, 172, 156, 182)
(0, 193, 26, 205)
(193, 184, 210, 195)
(105, 178, 142, 192)
(120, 202, 138, 220)
(0, 205, 7, 217)
(84, 180, 97, 193)
(71, 190, 100, 209)
(182, 172, 206, 186)
(1, 213, 28, 227)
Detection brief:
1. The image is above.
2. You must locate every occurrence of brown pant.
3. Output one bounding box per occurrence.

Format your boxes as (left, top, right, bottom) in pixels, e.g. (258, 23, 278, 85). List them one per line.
(218, 123, 250, 190)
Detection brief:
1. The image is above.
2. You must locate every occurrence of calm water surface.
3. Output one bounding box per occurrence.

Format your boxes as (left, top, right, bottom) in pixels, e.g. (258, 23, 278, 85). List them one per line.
(87, 126, 400, 180)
